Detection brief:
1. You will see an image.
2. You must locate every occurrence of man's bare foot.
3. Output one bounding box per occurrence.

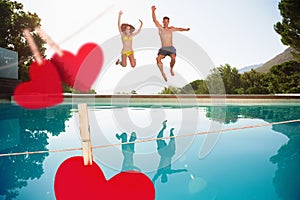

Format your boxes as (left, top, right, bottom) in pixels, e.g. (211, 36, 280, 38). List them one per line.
(162, 120, 167, 128)
(170, 68, 175, 76)
(115, 59, 120, 65)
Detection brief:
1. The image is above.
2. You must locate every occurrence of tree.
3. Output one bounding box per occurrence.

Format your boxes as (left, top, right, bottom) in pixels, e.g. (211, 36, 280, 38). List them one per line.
(236, 70, 269, 94)
(265, 60, 300, 93)
(195, 80, 209, 94)
(206, 64, 240, 94)
(205, 67, 226, 94)
(219, 64, 240, 94)
(130, 90, 137, 94)
(0, 0, 46, 81)
(159, 86, 179, 94)
(274, 0, 300, 60)
(179, 79, 209, 94)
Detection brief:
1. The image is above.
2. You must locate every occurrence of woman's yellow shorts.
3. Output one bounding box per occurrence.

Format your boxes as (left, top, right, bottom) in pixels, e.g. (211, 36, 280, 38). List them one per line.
(122, 50, 134, 57)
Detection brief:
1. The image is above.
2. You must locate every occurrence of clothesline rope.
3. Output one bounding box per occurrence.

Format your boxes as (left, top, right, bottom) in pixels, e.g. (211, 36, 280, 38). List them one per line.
(1, 119, 299, 157)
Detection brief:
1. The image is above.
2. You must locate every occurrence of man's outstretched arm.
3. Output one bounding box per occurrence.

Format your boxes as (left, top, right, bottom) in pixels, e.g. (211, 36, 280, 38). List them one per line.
(171, 26, 190, 32)
(167, 168, 188, 174)
(151, 5, 162, 28)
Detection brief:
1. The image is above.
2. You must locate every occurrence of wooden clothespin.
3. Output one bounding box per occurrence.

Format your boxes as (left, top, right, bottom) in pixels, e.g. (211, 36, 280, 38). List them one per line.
(78, 103, 93, 166)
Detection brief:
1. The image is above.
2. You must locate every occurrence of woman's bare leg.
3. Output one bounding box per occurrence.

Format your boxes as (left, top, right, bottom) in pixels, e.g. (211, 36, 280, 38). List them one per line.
(128, 54, 136, 68)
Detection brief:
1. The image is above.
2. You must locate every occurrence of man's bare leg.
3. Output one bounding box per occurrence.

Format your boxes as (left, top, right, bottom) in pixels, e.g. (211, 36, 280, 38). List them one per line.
(170, 54, 176, 76)
(156, 54, 167, 82)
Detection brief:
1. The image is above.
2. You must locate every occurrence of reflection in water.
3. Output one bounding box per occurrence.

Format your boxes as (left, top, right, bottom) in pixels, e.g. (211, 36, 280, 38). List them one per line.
(116, 132, 140, 171)
(206, 106, 300, 126)
(152, 120, 187, 184)
(270, 122, 300, 200)
(0, 104, 72, 200)
(206, 105, 300, 200)
(206, 106, 239, 124)
(0, 104, 300, 199)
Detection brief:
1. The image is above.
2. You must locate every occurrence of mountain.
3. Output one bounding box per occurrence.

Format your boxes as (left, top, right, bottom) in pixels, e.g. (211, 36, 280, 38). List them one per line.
(238, 63, 263, 73)
(255, 47, 294, 73)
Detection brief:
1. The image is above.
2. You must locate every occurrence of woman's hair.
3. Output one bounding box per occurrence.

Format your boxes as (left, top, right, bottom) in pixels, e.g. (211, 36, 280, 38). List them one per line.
(121, 23, 135, 33)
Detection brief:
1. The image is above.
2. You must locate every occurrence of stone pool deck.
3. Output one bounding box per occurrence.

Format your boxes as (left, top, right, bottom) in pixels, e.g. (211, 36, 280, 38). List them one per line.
(5, 94, 300, 106)
(62, 94, 300, 106)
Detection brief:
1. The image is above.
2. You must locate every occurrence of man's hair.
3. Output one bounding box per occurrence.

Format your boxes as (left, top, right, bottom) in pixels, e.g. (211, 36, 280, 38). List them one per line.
(163, 16, 170, 21)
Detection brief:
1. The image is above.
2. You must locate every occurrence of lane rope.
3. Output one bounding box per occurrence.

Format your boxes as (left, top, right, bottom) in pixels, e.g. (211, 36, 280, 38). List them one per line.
(1, 119, 299, 157)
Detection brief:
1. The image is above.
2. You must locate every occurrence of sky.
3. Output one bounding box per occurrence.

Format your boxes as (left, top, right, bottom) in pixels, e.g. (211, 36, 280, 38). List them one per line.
(16, 0, 286, 94)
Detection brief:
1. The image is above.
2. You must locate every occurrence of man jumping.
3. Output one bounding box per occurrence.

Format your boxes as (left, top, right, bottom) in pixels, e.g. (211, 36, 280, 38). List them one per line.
(151, 5, 190, 82)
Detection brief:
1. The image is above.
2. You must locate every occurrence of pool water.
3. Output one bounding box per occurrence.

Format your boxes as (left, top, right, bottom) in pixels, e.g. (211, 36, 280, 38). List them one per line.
(0, 103, 300, 200)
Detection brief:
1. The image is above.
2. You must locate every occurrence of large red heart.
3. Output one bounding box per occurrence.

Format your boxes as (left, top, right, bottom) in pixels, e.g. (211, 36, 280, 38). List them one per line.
(54, 156, 155, 200)
(51, 43, 103, 92)
(13, 60, 63, 109)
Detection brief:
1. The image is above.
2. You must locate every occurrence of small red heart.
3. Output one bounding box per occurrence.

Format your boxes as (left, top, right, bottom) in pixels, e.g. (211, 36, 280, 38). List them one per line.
(51, 43, 103, 92)
(14, 60, 63, 109)
(54, 156, 155, 200)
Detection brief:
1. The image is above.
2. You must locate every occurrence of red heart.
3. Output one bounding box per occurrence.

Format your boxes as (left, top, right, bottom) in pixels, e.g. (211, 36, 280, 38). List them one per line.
(13, 60, 63, 109)
(51, 43, 103, 92)
(54, 156, 155, 200)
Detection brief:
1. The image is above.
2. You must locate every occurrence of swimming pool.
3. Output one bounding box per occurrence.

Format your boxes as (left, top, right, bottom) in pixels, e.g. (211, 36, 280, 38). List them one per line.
(0, 102, 299, 200)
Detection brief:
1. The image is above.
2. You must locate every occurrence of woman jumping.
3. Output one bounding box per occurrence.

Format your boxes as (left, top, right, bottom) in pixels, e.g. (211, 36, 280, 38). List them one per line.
(116, 10, 143, 68)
